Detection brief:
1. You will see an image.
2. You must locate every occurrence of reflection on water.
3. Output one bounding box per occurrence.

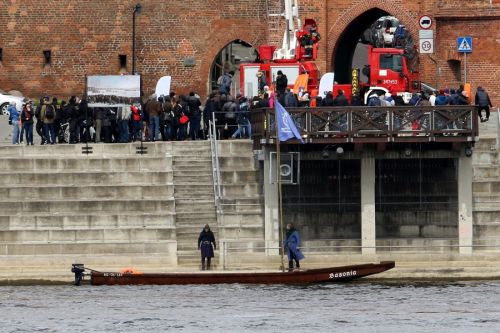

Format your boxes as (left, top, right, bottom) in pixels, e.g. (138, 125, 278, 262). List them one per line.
(1, 281, 499, 332)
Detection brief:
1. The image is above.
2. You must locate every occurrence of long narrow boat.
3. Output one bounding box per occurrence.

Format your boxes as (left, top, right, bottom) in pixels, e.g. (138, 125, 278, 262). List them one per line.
(71, 261, 395, 285)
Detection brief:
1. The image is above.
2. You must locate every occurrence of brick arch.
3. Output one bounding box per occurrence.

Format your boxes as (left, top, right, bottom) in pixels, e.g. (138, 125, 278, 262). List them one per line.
(326, 1, 419, 72)
(199, 28, 265, 97)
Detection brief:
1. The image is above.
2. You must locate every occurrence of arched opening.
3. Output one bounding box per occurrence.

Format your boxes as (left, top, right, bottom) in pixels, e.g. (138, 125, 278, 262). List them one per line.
(209, 40, 258, 95)
(333, 8, 410, 84)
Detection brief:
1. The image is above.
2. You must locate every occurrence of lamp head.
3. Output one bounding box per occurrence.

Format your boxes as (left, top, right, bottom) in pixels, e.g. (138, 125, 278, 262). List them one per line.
(134, 3, 142, 13)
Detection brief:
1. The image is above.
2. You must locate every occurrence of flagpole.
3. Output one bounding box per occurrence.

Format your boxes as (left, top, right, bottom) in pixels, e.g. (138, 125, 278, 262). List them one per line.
(274, 101, 286, 273)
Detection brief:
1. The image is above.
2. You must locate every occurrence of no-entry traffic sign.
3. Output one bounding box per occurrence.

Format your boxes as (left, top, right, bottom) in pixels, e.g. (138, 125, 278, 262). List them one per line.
(419, 15, 432, 29)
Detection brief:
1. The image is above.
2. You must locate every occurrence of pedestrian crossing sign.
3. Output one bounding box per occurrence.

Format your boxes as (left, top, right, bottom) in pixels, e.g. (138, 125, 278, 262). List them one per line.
(457, 37, 472, 53)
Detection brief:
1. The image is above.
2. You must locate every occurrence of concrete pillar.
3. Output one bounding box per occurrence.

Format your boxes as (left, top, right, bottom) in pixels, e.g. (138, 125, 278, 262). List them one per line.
(458, 154, 473, 254)
(361, 154, 376, 255)
(263, 147, 280, 255)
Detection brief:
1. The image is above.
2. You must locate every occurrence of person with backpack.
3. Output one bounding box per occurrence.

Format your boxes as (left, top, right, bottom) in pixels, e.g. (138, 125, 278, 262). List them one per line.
(231, 96, 252, 139)
(222, 95, 238, 138)
(218, 71, 234, 95)
(162, 96, 173, 141)
(40, 96, 56, 144)
(475, 86, 493, 122)
(21, 102, 34, 145)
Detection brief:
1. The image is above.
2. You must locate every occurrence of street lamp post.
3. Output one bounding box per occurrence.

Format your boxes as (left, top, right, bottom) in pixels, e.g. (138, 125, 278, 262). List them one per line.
(132, 3, 142, 75)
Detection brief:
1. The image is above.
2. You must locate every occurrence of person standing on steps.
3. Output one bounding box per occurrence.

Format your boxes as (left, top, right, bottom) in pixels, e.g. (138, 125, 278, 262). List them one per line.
(198, 224, 216, 270)
(284, 223, 304, 271)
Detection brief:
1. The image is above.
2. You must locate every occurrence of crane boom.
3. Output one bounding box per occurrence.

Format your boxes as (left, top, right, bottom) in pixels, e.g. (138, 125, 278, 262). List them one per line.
(273, 0, 301, 60)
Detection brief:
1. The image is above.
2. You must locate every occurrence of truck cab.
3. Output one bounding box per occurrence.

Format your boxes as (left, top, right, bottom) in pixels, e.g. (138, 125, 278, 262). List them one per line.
(366, 45, 420, 96)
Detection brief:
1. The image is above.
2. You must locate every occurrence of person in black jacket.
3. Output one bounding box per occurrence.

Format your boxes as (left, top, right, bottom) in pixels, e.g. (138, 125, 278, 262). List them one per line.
(475, 86, 493, 122)
(68, 96, 80, 144)
(198, 224, 216, 270)
(333, 89, 349, 106)
(188, 92, 202, 140)
(275, 70, 288, 96)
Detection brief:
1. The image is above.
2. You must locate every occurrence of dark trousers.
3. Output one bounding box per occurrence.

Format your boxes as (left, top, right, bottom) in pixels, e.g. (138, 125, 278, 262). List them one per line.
(23, 122, 34, 144)
(69, 119, 79, 143)
(201, 257, 212, 270)
(288, 252, 300, 270)
(43, 123, 56, 144)
(36, 120, 44, 143)
(190, 116, 201, 140)
(478, 106, 490, 121)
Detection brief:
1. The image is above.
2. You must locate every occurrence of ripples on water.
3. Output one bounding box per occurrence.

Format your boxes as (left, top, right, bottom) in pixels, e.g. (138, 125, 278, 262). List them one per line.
(1, 281, 500, 333)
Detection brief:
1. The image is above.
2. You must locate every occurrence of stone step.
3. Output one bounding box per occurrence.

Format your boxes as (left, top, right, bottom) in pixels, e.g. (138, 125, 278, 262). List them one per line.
(221, 183, 262, 197)
(220, 170, 258, 184)
(473, 211, 500, 224)
(219, 156, 255, 169)
(473, 152, 500, 166)
(175, 200, 215, 210)
(0, 171, 173, 186)
(0, 142, 172, 157)
(0, 212, 176, 230)
(172, 155, 211, 161)
(473, 181, 500, 194)
(0, 241, 176, 256)
(0, 198, 175, 214)
(474, 138, 496, 151)
(0, 228, 176, 244)
(474, 224, 500, 238)
(174, 185, 214, 196)
(0, 157, 171, 172)
(0, 185, 174, 200)
(173, 170, 212, 177)
(173, 175, 214, 183)
(173, 163, 213, 172)
(473, 166, 500, 179)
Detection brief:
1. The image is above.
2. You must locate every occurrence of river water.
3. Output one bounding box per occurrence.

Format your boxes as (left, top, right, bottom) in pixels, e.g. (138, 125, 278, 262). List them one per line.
(1, 281, 499, 332)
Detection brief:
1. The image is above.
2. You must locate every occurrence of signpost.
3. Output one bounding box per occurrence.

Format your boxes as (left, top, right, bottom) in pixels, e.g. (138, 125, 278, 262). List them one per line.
(457, 36, 473, 83)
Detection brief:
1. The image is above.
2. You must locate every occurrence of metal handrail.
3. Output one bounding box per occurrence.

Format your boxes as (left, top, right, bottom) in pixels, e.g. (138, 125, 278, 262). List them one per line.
(220, 239, 500, 269)
(208, 118, 222, 210)
(496, 107, 500, 149)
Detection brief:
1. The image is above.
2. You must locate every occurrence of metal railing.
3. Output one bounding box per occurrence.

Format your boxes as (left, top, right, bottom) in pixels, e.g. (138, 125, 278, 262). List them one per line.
(220, 238, 500, 270)
(250, 105, 479, 146)
(208, 117, 222, 211)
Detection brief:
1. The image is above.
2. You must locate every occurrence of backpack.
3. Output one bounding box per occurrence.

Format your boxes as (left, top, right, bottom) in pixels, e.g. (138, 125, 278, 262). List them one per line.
(45, 105, 55, 120)
(217, 75, 224, 86)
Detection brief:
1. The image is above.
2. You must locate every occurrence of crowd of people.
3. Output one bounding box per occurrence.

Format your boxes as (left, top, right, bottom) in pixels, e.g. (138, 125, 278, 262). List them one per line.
(5, 77, 493, 145)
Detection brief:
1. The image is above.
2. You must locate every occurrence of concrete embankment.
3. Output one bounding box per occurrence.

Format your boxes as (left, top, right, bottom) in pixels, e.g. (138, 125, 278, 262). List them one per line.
(1, 117, 500, 283)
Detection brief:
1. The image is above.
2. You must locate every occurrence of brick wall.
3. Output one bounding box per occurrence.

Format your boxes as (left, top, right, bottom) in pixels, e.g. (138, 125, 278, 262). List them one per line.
(0, 0, 498, 105)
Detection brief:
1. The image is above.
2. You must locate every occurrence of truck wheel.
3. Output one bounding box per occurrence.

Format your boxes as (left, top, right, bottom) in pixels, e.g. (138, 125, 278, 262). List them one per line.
(0, 103, 9, 116)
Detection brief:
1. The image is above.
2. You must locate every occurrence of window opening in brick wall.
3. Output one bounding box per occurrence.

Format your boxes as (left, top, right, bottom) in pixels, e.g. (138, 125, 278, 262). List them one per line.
(447, 60, 461, 82)
(43, 50, 51, 65)
(0, 48, 3, 62)
(119, 54, 127, 69)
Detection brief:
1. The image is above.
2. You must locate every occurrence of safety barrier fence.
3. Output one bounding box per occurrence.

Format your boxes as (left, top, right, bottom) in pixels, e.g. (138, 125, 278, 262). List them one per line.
(249, 105, 479, 147)
(220, 237, 500, 269)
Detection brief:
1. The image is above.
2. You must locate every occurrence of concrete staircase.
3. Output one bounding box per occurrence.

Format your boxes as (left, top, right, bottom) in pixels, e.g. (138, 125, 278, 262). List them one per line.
(0, 143, 177, 280)
(171, 141, 217, 267)
(217, 140, 265, 265)
(472, 134, 500, 249)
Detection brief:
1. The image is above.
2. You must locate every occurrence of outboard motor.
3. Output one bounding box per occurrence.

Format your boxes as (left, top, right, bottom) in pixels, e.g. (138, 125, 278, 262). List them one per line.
(71, 264, 86, 286)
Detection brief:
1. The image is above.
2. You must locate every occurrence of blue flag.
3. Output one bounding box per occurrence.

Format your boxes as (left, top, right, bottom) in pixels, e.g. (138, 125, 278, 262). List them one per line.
(276, 101, 304, 143)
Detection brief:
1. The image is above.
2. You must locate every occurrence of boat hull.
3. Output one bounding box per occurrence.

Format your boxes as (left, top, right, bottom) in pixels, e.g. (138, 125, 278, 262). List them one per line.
(89, 261, 395, 285)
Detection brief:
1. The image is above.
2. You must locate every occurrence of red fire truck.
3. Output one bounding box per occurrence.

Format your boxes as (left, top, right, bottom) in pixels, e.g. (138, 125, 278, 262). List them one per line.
(239, 0, 421, 104)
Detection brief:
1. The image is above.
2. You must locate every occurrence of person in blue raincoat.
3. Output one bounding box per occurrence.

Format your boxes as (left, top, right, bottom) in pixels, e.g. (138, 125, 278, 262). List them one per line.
(284, 223, 304, 271)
